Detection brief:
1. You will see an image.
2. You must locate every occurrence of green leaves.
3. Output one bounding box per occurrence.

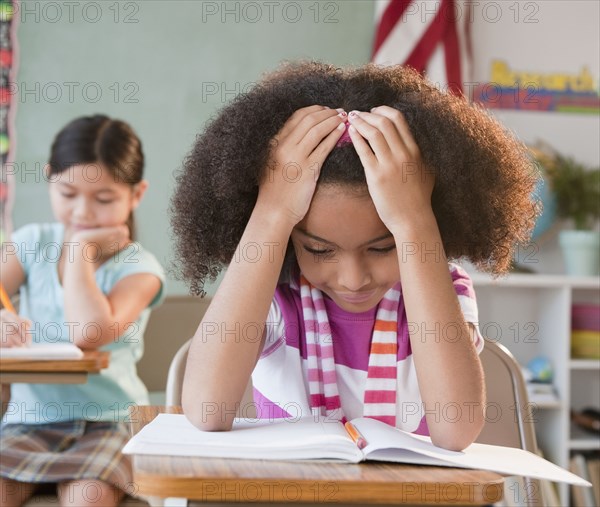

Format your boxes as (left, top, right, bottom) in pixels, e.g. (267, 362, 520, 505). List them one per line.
(542, 154, 600, 230)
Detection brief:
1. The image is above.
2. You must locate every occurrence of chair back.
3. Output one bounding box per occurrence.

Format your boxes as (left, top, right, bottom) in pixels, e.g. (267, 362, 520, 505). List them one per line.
(477, 339, 538, 451)
(477, 339, 543, 506)
(138, 296, 210, 392)
(166, 338, 191, 406)
(166, 338, 255, 417)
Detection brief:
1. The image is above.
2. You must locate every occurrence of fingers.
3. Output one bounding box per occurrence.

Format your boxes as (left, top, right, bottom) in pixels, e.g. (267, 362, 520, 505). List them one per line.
(348, 124, 378, 169)
(288, 108, 344, 147)
(370, 106, 420, 158)
(277, 106, 333, 142)
(348, 110, 395, 158)
(0, 310, 31, 348)
(309, 121, 347, 164)
(271, 106, 345, 172)
(347, 108, 422, 163)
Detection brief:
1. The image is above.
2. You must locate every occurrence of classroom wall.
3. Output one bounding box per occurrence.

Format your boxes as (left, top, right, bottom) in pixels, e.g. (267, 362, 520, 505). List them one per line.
(469, 0, 599, 273)
(9, 0, 600, 293)
(9, 0, 376, 295)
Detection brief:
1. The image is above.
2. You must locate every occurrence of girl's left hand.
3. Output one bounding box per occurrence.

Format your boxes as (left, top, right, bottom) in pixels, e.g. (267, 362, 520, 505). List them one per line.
(347, 106, 434, 232)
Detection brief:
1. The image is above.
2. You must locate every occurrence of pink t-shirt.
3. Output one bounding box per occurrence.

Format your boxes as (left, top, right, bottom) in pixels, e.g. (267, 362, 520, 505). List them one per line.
(251, 263, 483, 435)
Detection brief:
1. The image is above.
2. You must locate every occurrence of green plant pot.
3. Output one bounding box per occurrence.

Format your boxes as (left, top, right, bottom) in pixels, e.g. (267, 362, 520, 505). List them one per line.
(558, 230, 600, 276)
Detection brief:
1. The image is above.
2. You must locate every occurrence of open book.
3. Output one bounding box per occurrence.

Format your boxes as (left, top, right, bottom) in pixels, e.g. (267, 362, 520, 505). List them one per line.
(0, 343, 84, 360)
(123, 414, 591, 487)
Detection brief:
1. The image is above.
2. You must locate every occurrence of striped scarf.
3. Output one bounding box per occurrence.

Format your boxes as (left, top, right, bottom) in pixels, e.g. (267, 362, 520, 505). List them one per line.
(300, 275, 401, 426)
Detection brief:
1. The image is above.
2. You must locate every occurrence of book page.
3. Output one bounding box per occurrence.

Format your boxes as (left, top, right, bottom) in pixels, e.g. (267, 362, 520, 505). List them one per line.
(0, 343, 84, 360)
(123, 414, 363, 462)
(352, 417, 591, 486)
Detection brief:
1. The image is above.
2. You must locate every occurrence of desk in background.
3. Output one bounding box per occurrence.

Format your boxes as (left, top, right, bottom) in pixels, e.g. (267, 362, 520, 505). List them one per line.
(128, 406, 504, 506)
(0, 350, 110, 384)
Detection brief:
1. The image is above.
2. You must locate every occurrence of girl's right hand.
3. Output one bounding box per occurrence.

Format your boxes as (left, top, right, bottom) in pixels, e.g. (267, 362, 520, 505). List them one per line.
(71, 225, 131, 263)
(257, 106, 346, 226)
(0, 309, 32, 348)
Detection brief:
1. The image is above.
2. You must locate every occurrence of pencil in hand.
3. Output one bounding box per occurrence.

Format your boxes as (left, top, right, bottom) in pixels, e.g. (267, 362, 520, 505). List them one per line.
(0, 282, 16, 314)
(0, 282, 31, 348)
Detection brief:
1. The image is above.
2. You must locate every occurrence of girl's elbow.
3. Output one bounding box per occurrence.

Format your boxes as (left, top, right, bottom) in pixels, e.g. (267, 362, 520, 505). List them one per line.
(432, 435, 470, 452)
(72, 321, 114, 349)
(183, 411, 232, 432)
(430, 415, 485, 451)
(431, 425, 478, 451)
(181, 389, 234, 432)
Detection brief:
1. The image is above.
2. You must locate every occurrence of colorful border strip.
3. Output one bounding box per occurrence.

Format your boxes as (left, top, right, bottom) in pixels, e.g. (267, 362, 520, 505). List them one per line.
(0, 0, 17, 243)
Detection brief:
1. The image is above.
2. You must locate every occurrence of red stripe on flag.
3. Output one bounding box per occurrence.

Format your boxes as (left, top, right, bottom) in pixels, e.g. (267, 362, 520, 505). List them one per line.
(371, 0, 469, 96)
(404, 5, 446, 73)
(443, 0, 463, 94)
(372, 0, 414, 58)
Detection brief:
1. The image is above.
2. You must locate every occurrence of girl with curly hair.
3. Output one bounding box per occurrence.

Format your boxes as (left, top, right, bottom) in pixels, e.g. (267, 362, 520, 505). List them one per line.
(172, 62, 538, 451)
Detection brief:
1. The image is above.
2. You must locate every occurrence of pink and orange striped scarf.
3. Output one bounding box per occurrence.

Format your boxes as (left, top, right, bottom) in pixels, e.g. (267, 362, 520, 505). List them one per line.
(300, 275, 401, 426)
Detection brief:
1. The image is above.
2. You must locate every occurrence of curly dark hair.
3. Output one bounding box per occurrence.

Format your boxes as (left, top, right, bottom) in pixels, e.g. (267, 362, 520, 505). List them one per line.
(171, 61, 540, 296)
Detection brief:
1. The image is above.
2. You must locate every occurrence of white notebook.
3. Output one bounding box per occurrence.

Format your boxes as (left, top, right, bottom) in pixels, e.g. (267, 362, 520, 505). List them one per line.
(1, 343, 84, 360)
(123, 414, 591, 487)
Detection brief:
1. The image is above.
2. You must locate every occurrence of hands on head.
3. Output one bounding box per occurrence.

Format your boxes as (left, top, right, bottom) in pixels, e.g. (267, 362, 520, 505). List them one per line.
(258, 105, 435, 233)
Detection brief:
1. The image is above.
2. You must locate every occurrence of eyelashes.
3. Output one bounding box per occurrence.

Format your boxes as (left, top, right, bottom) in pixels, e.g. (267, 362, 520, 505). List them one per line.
(303, 246, 333, 256)
(60, 193, 114, 205)
(370, 246, 397, 254)
(302, 245, 396, 256)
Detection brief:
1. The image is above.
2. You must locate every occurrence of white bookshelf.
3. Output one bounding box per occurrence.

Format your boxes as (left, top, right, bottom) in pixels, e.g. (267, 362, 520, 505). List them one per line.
(470, 272, 600, 506)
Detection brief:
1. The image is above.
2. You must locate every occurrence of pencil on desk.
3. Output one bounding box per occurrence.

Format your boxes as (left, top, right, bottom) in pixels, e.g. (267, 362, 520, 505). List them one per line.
(0, 282, 16, 314)
(344, 421, 368, 450)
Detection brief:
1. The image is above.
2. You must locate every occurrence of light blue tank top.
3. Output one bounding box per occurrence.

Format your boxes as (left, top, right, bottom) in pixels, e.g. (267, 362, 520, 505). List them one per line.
(2, 223, 165, 424)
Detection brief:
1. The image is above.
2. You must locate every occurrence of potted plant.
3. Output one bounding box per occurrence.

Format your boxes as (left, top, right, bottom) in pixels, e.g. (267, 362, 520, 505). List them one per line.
(534, 146, 600, 276)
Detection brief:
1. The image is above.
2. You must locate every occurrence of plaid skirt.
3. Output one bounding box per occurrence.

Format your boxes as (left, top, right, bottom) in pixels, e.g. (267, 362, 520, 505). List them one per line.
(0, 420, 134, 493)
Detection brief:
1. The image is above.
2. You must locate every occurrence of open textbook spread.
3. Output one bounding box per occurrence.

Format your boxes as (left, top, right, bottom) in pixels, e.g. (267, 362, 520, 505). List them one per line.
(0, 343, 84, 359)
(123, 414, 591, 487)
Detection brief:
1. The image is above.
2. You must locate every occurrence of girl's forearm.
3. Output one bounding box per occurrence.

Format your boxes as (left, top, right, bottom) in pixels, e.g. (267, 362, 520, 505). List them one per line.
(183, 203, 294, 430)
(62, 245, 115, 349)
(391, 211, 485, 451)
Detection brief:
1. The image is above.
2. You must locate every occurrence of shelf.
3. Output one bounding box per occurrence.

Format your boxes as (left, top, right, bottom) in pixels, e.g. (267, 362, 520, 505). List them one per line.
(470, 269, 600, 507)
(569, 425, 600, 450)
(570, 359, 600, 370)
(568, 438, 600, 451)
(531, 399, 562, 409)
(527, 384, 561, 408)
(470, 272, 600, 289)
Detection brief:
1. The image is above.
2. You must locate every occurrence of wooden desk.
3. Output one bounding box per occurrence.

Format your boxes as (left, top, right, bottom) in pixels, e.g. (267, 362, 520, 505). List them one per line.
(128, 406, 504, 506)
(0, 351, 110, 384)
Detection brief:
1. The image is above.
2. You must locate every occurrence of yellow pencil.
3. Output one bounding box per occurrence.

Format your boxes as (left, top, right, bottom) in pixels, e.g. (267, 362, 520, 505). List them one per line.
(344, 421, 368, 450)
(0, 282, 16, 314)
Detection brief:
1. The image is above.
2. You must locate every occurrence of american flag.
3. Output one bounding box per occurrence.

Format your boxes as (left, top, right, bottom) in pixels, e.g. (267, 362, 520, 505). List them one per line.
(371, 0, 473, 95)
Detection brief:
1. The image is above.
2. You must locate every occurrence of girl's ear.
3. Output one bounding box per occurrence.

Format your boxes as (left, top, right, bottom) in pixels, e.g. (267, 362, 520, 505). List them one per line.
(131, 180, 149, 209)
